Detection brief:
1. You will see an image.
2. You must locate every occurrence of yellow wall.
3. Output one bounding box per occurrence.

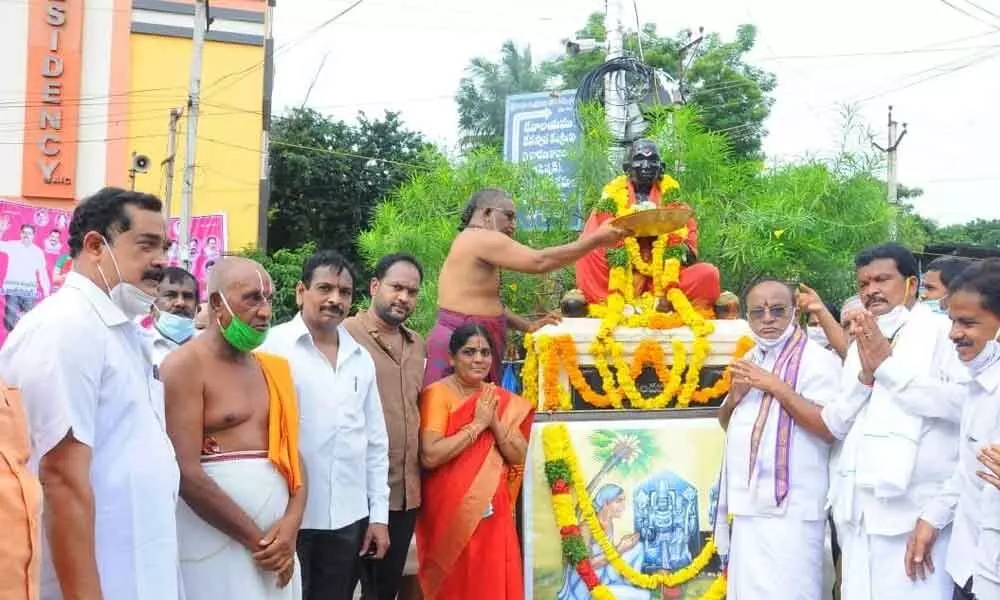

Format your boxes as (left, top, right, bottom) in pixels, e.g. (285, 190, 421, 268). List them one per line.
(127, 34, 264, 251)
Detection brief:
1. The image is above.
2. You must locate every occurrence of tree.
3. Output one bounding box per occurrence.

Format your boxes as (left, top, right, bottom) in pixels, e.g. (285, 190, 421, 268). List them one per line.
(358, 149, 574, 334)
(543, 15, 776, 160)
(930, 219, 1000, 247)
(455, 41, 548, 151)
(267, 108, 435, 268)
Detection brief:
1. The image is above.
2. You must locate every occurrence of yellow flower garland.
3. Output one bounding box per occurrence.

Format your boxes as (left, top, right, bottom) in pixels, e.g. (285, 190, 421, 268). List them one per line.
(542, 424, 726, 598)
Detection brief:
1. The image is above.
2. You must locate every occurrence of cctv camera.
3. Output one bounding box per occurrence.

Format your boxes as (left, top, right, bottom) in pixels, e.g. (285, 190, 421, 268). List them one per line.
(131, 153, 151, 174)
(565, 37, 600, 56)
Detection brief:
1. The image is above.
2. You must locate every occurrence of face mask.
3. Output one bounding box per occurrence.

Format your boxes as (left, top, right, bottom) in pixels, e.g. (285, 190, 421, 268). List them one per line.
(155, 310, 195, 345)
(924, 298, 947, 314)
(217, 293, 268, 353)
(97, 238, 156, 320)
(752, 319, 797, 352)
(963, 328, 1000, 376)
(876, 305, 909, 339)
(807, 326, 829, 347)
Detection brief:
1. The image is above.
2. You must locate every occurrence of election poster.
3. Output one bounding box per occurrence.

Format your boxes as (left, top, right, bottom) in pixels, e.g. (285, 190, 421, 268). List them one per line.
(0, 197, 227, 346)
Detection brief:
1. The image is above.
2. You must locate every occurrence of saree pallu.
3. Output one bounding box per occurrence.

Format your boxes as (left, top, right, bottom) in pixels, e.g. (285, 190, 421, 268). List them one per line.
(423, 309, 507, 388)
(416, 383, 534, 600)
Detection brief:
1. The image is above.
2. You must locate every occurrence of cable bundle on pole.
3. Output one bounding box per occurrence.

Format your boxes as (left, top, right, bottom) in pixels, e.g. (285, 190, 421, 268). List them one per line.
(574, 56, 660, 146)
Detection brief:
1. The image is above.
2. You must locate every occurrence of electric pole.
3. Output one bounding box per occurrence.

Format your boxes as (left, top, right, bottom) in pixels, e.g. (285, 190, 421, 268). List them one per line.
(873, 105, 907, 241)
(257, 0, 275, 252)
(163, 108, 182, 221)
(604, 0, 626, 165)
(180, 0, 209, 270)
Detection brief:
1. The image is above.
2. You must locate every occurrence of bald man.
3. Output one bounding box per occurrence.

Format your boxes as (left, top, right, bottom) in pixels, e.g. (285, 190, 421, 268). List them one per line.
(162, 257, 306, 600)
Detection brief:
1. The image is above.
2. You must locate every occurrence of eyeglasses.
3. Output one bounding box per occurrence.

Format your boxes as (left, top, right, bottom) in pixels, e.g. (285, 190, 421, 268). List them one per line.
(747, 305, 790, 321)
(628, 159, 661, 170)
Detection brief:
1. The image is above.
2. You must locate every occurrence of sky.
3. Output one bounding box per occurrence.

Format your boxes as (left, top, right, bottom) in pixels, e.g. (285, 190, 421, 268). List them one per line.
(271, 0, 1000, 226)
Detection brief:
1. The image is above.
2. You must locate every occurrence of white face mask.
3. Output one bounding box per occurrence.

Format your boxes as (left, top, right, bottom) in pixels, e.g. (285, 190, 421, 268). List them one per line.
(876, 305, 909, 339)
(963, 328, 1000, 377)
(96, 238, 156, 320)
(752, 319, 797, 352)
(807, 325, 829, 347)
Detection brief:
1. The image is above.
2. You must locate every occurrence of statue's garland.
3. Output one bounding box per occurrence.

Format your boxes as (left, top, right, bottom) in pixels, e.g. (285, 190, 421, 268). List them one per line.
(541, 424, 727, 598)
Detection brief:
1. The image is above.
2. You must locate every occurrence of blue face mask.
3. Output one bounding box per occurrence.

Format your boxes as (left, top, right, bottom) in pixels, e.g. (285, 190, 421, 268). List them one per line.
(155, 310, 195, 344)
(924, 298, 947, 314)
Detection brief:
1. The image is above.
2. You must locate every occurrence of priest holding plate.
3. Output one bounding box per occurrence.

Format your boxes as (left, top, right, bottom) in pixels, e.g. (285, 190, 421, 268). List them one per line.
(575, 139, 722, 312)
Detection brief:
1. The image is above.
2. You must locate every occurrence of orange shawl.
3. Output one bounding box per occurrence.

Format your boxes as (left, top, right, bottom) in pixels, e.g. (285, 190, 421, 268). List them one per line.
(254, 352, 303, 492)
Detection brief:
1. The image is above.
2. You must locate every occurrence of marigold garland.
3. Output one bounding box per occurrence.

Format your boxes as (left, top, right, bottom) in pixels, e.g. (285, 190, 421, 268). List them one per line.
(542, 424, 726, 598)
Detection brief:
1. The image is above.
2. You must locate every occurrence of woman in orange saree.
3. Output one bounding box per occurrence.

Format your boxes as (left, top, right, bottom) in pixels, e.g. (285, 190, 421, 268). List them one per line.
(416, 323, 535, 600)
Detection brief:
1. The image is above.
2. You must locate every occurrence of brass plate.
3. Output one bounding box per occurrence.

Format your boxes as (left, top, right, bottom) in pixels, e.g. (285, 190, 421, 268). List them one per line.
(610, 206, 692, 238)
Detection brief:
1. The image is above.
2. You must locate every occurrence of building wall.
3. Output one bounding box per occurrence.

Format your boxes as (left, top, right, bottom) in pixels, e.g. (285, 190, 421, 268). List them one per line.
(127, 32, 264, 252)
(0, 0, 267, 252)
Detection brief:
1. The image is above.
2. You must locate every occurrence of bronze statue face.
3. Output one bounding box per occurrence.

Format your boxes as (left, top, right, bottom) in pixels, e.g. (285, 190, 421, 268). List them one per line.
(624, 139, 664, 189)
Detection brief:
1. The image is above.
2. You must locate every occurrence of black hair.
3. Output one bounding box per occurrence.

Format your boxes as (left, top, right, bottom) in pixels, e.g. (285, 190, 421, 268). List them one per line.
(458, 188, 510, 231)
(925, 255, 973, 287)
(68, 187, 162, 259)
(20, 224, 34, 233)
(301, 249, 357, 288)
(854, 242, 919, 280)
(448, 323, 495, 356)
(48, 228, 60, 235)
(947, 258, 1000, 317)
(742, 276, 795, 307)
(161, 266, 200, 303)
(373, 252, 423, 282)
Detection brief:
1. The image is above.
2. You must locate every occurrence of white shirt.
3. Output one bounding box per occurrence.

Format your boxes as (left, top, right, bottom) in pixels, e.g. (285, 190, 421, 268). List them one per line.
(824, 304, 965, 536)
(0, 272, 181, 600)
(922, 357, 1000, 595)
(0, 240, 46, 296)
(262, 314, 390, 530)
(725, 337, 842, 520)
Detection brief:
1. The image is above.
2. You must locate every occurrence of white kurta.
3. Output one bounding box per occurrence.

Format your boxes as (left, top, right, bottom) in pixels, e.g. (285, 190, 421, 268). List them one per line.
(261, 315, 390, 531)
(721, 337, 842, 599)
(177, 456, 301, 600)
(0, 272, 181, 600)
(923, 357, 1000, 597)
(824, 302, 965, 600)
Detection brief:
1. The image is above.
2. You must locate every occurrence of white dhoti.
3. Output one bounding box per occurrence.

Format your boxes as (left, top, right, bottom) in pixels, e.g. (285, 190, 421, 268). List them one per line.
(728, 515, 826, 600)
(177, 453, 302, 600)
(838, 521, 953, 600)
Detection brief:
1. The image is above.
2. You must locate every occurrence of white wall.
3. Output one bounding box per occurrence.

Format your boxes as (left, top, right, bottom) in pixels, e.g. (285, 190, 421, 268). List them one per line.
(75, 0, 115, 199)
(0, 1, 29, 198)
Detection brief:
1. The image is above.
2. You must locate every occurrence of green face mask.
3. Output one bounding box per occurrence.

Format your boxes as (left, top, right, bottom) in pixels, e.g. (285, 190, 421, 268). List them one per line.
(218, 294, 269, 352)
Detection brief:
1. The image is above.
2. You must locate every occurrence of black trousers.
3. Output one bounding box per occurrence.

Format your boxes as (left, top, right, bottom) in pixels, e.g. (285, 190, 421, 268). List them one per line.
(298, 519, 368, 600)
(360, 509, 419, 600)
(954, 577, 976, 600)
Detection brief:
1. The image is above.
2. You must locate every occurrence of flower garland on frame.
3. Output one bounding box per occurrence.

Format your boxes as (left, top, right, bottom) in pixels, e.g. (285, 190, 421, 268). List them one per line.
(526, 334, 756, 410)
(542, 424, 726, 598)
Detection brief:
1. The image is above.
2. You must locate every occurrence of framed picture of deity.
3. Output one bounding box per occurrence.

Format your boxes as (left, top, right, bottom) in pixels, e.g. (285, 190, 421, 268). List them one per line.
(522, 417, 726, 600)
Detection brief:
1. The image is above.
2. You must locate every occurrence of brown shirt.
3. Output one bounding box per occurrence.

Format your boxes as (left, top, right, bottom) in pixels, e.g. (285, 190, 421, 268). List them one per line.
(344, 311, 426, 511)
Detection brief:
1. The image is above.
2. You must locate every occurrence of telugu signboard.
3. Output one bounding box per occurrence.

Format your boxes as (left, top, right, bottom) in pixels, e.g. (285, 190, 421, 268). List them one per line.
(503, 90, 581, 229)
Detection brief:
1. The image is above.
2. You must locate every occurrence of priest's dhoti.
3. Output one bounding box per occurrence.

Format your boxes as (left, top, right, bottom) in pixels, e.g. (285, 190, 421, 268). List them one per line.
(838, 520, 952, 600)
(177, 452, 302, 600)
(728, 515, 826, 599)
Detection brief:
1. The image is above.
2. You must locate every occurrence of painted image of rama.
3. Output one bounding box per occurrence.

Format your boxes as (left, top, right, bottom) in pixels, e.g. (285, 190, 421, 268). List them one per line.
(634, 473, 701, 572)
(556, 483, 652, 600)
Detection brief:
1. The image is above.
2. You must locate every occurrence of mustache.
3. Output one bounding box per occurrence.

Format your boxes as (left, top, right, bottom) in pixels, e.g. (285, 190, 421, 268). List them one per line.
(321, 306, 345, 315)
(142, 267, 165, 282)
(863, 294, 886, 306)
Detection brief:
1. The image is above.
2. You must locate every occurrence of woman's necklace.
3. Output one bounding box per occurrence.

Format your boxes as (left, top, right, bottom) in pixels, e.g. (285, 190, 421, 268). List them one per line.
(448, 376, 480, 398)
